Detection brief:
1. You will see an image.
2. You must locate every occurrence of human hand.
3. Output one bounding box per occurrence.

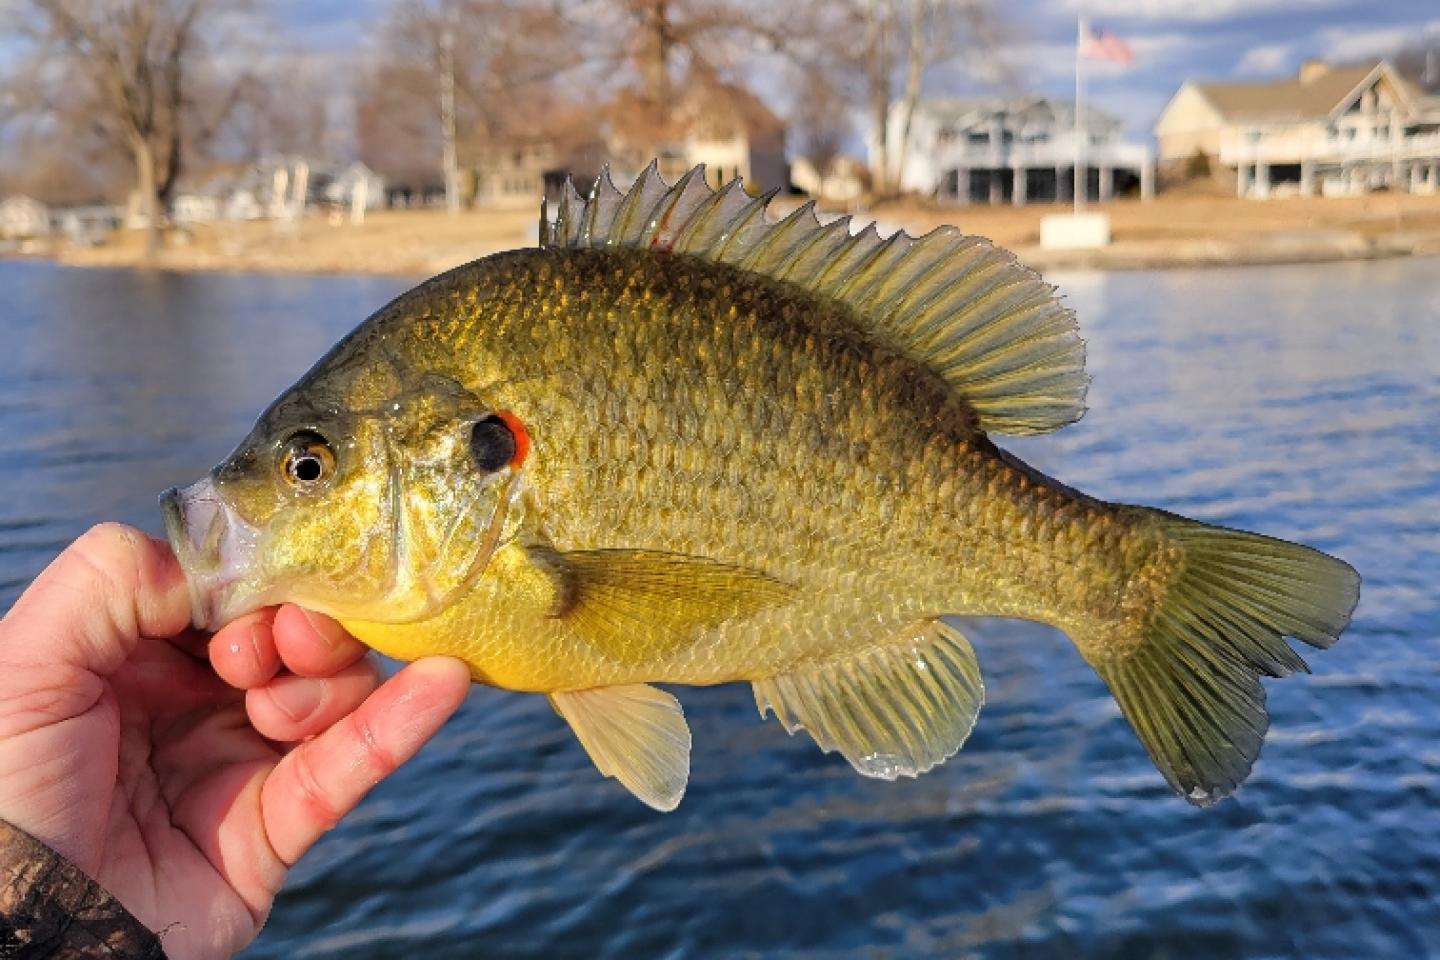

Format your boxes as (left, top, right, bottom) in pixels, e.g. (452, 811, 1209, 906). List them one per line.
(0, 524, 472, 959)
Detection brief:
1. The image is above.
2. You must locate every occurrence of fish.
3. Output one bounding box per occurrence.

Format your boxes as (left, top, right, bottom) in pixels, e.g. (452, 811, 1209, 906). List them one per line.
(161, 161, 1361, 812)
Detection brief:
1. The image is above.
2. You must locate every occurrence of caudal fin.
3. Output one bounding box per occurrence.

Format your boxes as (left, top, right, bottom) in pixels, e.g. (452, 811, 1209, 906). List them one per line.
(1091, 512, 1360, 805)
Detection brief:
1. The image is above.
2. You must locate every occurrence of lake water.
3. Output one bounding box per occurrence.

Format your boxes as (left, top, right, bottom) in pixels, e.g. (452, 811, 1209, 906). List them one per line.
(0, 256, 1436, 958)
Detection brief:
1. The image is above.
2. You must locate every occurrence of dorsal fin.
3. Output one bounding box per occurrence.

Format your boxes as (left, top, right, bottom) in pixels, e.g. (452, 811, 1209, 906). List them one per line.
(540, 162, 1087, 435)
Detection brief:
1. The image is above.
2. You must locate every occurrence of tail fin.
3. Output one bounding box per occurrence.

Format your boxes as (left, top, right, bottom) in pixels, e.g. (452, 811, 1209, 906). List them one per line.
(1092, 512, 1360, 805)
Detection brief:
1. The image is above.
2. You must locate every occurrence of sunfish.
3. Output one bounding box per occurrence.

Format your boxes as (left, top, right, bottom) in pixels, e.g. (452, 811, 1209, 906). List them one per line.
(162, 163, 1360, 811)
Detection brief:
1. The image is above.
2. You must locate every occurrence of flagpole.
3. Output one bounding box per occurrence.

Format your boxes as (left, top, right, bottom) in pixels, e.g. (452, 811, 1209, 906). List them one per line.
(1074, 15, 1086, 214)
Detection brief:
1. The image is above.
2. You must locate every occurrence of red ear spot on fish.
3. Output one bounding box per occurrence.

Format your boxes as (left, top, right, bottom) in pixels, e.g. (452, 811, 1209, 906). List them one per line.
(469, 411, 529, 473)
(496, 410, 530, 467)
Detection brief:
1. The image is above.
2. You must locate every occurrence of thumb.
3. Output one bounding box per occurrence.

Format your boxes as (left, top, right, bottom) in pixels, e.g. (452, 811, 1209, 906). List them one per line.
(0, 524, 193, 674)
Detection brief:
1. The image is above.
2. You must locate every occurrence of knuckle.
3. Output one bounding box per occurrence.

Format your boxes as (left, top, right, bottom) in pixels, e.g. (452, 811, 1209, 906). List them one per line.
(290, 746, 342, 836)
(349, 709, 396, 779)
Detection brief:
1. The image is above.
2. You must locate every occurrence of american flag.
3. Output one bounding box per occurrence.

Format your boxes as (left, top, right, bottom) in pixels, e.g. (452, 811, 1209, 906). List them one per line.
(1081, 24, 1135, 67)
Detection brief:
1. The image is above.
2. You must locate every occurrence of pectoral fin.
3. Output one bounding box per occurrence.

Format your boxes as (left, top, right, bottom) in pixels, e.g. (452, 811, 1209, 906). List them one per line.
(550, 684, 691, 811)
(754, 618, 985, 779)
(541, 548, 796, 663)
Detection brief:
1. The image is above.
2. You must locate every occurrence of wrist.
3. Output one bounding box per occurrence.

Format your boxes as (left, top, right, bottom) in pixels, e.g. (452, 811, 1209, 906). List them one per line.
(0, 819, 166, 959)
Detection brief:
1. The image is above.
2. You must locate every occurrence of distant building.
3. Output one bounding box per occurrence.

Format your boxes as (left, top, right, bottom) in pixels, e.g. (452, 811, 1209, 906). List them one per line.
(172, 179, 226, 224)
(0, 195, 51, 240)
(322, 162, 386, 212)
(886, 96, 1154, 205)
(1155, 59, 1440, 198)
(474, 142, 553, 209)
(790, 154, 869, 206)
(605, 78, 787, 192)
(172, 157, 387, 223)
(53, 205, 122, 246)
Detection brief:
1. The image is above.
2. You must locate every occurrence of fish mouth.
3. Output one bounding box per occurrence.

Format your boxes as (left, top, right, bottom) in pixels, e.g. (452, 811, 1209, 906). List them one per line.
(161, 478, 263, 631)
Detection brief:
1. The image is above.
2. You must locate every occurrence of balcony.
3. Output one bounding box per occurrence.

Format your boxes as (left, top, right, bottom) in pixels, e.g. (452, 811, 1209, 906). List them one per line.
(930, 134, 1150, 170)
(1218, 131, 1440, 166)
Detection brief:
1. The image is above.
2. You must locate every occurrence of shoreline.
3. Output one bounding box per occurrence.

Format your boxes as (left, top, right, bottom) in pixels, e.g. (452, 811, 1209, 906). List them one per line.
(10, 188, 1440, 277)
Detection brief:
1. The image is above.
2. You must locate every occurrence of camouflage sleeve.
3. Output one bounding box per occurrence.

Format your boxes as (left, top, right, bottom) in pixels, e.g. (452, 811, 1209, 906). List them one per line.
(0, 820, 166, 959)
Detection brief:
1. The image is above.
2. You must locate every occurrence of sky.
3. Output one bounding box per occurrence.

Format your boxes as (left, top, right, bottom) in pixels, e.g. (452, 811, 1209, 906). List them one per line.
(276, 0, 1440, 144)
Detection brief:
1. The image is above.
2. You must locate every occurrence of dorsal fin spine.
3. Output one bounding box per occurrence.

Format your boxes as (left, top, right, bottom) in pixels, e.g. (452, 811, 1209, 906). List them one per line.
(775, 217, 846, 283)
(671, 178, 743, 254)
(713, 188, 778, 262)
(829, 231, 903, 303)
(736, 201, 817, 273)
(811, 223, 879, 295)
(637, 164, 702, 249)
(608, 161, 658, 245)
(578, 169, 607, 246)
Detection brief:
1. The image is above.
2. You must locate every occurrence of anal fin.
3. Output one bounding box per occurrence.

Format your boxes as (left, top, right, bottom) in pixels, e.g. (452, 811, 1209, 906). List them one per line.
(753, 619, 984, 779)
(551, 683, 691, 811)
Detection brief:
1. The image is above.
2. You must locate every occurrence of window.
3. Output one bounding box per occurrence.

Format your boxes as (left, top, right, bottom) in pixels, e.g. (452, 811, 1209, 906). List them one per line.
(967, 131, 989, 145)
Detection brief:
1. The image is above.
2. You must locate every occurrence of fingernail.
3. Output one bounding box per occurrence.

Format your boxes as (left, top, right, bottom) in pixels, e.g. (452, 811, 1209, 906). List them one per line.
(269, 677, 325, 722)
(298, 608, 345, 651)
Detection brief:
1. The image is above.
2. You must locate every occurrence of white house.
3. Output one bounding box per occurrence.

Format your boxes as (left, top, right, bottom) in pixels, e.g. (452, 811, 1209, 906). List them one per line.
(0, 195, 51, 240)
(884, 96, 1154, 205)
(173, 156, 388, 223)
(791, 154, 868, 206)
(1155, 59, 1440, 198)
(321, 162, 386, 212)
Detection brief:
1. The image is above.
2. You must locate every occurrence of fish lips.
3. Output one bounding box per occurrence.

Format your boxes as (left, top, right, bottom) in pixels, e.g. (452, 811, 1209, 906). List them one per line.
(161, 478, 263, 631)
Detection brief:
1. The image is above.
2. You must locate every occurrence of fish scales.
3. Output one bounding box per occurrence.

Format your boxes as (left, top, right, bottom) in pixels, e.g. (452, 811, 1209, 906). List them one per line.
(349, 248, 1139, 688)
(163, 163, 1359, 811)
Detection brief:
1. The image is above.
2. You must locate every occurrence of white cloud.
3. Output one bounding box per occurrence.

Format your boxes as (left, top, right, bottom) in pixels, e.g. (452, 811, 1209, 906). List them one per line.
(1051, 0, 1343, 23)
(1233, 43, 1293, 76)
(1317, 19, 1440, 61)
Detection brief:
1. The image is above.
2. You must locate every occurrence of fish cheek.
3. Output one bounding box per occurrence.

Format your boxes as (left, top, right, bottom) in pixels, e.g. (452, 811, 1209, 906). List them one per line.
(392, 423, 512, 605)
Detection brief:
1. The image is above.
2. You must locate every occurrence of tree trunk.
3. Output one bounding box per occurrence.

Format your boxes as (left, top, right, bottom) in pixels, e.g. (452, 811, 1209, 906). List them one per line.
(641, 0, 672, 107)
(133, 136, 161, 261)
(864, 3, 893, 194)
(439, 22, 460, 215)
(891, 0, 928, 198)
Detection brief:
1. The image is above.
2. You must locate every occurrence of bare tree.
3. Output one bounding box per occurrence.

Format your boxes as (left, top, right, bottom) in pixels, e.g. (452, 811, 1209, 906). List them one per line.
(790, 66, 851, 173)
(370, 0, 582, 207)
(1392, 39, 1440, 94)
(787, 0, 1005, 196)
(8, 0, 242, 258)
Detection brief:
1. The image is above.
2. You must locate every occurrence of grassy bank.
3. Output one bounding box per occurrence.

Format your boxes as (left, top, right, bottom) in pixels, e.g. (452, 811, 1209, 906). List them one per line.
(33, 182, 1440, 277)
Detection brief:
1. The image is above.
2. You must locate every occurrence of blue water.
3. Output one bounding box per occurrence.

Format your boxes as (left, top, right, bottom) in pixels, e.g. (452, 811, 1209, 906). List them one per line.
(0, 257, 1436, 958)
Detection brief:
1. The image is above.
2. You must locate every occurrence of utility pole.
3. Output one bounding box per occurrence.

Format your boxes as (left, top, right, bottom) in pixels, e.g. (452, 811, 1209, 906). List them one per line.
(1073, 15, 1087, 213)
(439, 3, 460, 216)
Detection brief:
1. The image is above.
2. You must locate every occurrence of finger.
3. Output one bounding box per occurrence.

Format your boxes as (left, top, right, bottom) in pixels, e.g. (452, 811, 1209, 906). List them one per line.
(0, 523, 191, 673)
(271, 605, 368, 678)
(260, 656, 470, 865)
(209, 608, 281, 689)
(245, 657, 383, 743)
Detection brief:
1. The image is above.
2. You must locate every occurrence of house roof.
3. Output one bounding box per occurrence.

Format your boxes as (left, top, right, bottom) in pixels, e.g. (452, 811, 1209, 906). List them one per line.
(912, 96, 1123, 135)
(1191, 61, 1413, 122)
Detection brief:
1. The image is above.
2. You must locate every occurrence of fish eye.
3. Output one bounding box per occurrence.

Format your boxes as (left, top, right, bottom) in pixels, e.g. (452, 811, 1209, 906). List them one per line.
(279, 431, 336, 489)
(470, 414, 517, 473)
